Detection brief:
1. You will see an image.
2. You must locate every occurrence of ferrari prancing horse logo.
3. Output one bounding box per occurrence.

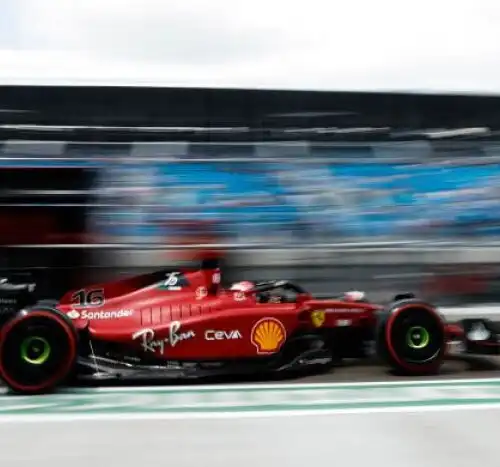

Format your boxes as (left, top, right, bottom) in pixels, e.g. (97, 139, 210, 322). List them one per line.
(311, 310, 325, 328)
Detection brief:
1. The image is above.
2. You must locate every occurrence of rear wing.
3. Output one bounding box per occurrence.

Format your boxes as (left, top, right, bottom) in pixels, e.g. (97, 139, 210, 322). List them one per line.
(200, 257, 221, 271)
(0, 270, 40, 317)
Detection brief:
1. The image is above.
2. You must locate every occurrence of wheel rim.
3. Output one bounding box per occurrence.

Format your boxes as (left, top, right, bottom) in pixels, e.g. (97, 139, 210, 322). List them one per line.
(406, 326, 430, 350)
(20, 336, 51, 365)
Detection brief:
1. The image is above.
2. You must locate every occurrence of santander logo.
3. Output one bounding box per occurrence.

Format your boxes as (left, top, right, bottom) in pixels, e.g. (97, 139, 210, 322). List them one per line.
(67, 309, 133, 320)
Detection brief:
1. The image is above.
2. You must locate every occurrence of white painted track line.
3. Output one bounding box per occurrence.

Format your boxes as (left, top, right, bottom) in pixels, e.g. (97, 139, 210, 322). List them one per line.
(1, 402, 500, 423)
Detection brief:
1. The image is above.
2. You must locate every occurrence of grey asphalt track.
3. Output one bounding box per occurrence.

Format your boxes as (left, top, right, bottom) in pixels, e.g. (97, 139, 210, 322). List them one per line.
(278, 354, 500, 384)
(2, 408, 500, 467)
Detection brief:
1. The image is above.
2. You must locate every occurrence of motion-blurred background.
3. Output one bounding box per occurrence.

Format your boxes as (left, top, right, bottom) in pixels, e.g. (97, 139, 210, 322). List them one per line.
(1, 85, 500, 306)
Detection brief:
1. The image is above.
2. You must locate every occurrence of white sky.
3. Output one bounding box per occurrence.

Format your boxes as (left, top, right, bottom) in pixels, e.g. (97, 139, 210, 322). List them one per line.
(0, 0, 500, 92)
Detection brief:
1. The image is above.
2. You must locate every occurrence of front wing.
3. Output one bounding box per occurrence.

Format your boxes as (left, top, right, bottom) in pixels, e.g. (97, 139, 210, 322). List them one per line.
(459, 318, 500, 355)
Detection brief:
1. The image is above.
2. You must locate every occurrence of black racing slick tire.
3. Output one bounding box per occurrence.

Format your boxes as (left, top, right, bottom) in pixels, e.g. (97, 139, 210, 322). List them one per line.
(376, 299, 446, 375)
(0, 307, 77, 394)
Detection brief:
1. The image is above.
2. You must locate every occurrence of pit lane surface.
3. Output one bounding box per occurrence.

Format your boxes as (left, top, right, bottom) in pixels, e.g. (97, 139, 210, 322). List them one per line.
(2, 306, 500, 467)
(279, 354, 500, 384)
(2, 409, 500, 467)
(2, 381, 500, 467)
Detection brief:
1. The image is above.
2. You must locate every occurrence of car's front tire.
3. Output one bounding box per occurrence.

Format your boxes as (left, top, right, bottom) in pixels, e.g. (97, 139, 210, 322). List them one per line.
(376, 299, 446, 375)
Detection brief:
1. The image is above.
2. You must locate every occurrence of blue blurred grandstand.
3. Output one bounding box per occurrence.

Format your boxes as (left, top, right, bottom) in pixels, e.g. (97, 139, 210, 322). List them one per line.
(91, 158, 500, 242)
(2, 142, 500, 243)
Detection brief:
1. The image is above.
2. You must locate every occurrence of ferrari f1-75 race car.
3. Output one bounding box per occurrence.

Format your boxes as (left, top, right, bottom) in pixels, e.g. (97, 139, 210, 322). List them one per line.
(0, 260, 497, 394)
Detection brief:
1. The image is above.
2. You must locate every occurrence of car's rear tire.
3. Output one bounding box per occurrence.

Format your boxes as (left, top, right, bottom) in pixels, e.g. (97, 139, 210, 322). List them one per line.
(0, 308, 77, 394)
(376, 299, 446, 375)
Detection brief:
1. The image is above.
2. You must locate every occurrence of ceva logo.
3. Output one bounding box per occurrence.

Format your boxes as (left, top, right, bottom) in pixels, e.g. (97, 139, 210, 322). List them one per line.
(205, 329, 242, 341)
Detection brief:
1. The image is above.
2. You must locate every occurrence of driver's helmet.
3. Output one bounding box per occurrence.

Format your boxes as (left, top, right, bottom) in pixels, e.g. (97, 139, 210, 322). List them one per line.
(229, 281, 255, 301)
(344, 290, 365, 302)
(229, 281, 255, 292)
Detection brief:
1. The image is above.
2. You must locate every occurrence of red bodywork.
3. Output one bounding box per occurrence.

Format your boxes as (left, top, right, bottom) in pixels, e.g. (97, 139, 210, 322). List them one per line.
(54, 266, 463, 360)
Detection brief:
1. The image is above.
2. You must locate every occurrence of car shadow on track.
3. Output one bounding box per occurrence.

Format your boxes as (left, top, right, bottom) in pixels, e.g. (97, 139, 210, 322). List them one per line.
(69, 355, 500, 389)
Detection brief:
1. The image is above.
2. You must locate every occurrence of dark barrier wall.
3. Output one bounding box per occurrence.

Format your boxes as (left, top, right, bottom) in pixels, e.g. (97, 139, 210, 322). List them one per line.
(2, 85, 500, 131)
(0, 167, 94, 244)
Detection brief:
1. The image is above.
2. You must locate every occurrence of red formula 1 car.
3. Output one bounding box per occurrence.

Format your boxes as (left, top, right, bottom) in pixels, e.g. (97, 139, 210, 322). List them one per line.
(0, 260, 497, 394)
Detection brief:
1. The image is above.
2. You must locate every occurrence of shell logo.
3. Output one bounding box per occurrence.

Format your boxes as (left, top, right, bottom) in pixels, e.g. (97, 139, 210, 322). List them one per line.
(251, 318, 286, 354)
(196, 287, 208, 300)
